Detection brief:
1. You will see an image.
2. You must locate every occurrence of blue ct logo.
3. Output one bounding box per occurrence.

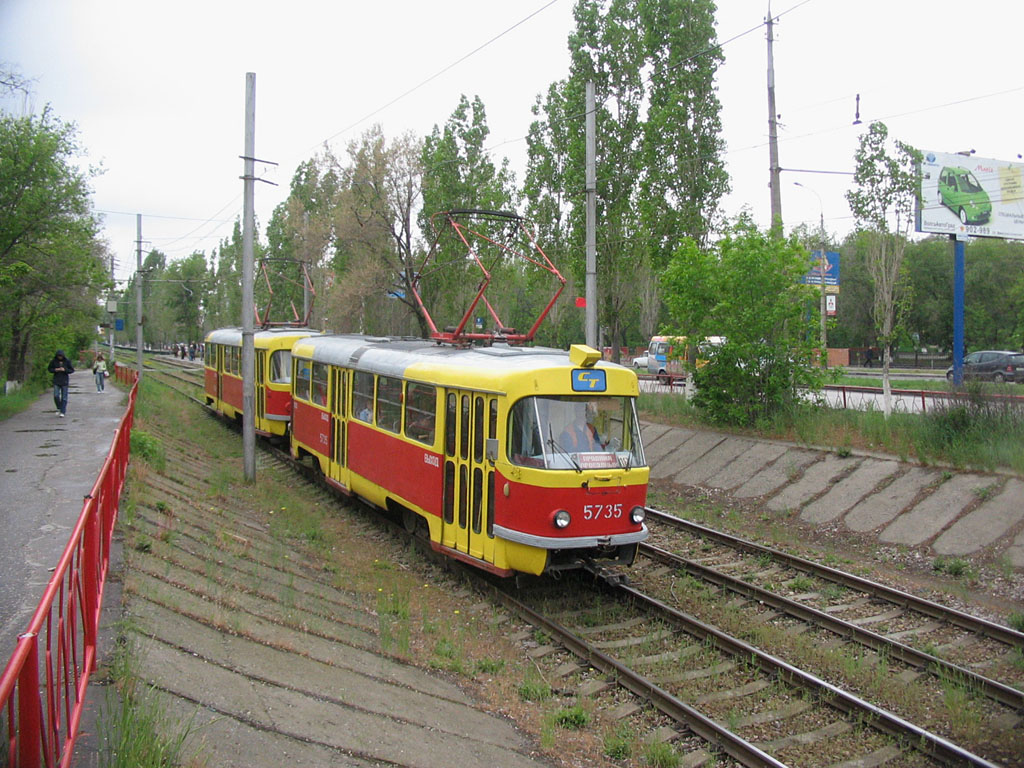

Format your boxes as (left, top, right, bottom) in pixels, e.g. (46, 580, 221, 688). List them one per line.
(572, 368, 606, 392)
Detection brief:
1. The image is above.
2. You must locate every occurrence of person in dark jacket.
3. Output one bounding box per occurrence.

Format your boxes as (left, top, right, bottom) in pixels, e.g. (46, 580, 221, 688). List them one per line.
(48, 350, 75, 417)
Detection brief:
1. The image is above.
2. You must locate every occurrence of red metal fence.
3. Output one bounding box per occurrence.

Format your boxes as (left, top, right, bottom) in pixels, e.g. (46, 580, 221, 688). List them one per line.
(0, 363, 138, 768)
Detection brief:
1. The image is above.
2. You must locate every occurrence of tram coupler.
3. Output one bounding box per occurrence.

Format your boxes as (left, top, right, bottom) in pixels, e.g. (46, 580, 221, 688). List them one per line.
(583, 560, 629, 587)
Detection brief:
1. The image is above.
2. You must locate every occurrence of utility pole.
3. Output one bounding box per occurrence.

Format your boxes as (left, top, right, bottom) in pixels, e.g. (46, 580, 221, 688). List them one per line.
(766, 6, 783, 232)
(584, 80, 598, 349)
(135, 214, 143, 379)
(241, 73, 257, 482)
(794, 181, 828, 367)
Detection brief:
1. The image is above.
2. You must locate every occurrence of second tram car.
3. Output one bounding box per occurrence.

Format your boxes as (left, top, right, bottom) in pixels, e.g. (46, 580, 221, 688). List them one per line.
(204, 327, 320, 438)
(289, 335, 649, 577)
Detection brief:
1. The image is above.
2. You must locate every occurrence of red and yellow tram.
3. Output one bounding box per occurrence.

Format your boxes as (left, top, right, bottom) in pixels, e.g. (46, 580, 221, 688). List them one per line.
(289, 336, 649, 577)
(204, 327, 320, 438)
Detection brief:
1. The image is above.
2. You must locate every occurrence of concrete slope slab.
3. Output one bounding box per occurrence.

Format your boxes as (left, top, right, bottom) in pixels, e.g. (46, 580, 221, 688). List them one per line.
(674, 438, 754, 488)
(843, 468, 940, 533)
(880, 475, 988, 546)
(767, 454, 857, 513)
(733, 448, 819, 499)
(933, 479, 1024, 556)
(800, 459, 900, 525)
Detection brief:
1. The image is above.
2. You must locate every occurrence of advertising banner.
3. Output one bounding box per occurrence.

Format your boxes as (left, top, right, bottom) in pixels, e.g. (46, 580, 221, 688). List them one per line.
(800, 250, 840, 287)
(916, 150, 1024, 240)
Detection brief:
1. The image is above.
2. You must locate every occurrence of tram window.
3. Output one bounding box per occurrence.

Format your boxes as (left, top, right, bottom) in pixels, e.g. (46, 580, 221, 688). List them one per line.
(294, 359, 312, 402)
(486, 471, 495, 537)
(473, 397, 484, 463)
(458, 465, 468, 528)
(460, 395, 470, 460)
(445, 393, 457, 456)
(335, 369, 346, 416)
(353, 371, 374, 423)
(404, 383, 436, 445)
(312, 362, 329, 407)
(270, 350, 292, 383)
(489, 399, 497, 440)
(471, 467, 482, 533)
(443, 461, 455, 523)
(376, 376, 402, 433)
(228, 347, 239, 376)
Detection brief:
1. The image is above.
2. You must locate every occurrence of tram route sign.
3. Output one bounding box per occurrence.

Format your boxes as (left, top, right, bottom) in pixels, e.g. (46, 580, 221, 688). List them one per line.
(572, 369, 606, 392)
(916, 150, 1024, 241)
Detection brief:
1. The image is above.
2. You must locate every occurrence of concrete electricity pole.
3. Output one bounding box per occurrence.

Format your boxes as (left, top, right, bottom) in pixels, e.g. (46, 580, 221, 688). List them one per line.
(241, 73, 257, 482)
(766, 8, 783, 232)
(135, 214, 143, 378)
(585, 80, 597, 349)
(794, 182, 828, 367)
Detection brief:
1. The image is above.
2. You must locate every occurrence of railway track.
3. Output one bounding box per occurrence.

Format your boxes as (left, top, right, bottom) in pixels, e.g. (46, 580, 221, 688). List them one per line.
(135, 362, 1021, 765)
(488, 569, 1009, 767)
(641, 508, 1024, 706)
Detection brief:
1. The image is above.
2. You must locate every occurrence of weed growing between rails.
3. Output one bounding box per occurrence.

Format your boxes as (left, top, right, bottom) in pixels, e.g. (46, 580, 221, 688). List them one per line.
(115, 378, 682, 768)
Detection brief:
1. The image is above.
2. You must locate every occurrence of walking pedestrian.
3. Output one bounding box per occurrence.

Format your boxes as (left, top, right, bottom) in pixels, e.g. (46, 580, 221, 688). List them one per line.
(47, 350, 75, 417)
(92, 353, 108, 392)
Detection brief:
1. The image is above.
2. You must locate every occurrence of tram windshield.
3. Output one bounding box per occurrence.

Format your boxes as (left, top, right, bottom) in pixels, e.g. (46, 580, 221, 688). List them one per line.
(508, 395, 645, 470)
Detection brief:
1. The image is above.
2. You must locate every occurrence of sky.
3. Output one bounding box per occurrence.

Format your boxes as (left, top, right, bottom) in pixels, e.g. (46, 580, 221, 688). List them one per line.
(2, 0, 1023, 285)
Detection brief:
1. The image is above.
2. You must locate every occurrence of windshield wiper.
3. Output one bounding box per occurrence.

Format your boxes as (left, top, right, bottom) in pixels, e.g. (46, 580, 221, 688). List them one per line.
(547, 425, 582, 473)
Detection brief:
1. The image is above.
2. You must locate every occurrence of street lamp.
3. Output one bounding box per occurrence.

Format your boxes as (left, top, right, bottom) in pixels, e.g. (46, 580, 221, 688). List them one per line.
(794, 182, 828, 368)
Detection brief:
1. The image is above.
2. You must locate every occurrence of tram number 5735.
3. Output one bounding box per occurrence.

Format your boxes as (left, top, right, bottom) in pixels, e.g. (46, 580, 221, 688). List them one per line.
(582, 503, 623, 520)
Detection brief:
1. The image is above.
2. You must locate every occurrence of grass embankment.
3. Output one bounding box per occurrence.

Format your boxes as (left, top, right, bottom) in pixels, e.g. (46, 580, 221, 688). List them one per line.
(0, 383, 45, 421)
(638, 381, 1024, 475)
(103, 376, 647, 767)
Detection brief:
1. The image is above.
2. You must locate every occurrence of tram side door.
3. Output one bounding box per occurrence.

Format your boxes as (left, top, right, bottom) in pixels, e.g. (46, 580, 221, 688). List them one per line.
(255, 349, 267, 423)
(441, 390, 496, 564)
(329, 367, 347, 488)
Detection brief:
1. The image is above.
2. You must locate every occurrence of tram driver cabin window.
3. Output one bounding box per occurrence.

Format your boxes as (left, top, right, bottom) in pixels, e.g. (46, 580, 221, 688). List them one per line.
(353, 371, 374, 423)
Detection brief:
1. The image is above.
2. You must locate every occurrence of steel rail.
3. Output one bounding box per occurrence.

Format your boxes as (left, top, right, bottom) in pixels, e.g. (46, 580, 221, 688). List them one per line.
(639, 542, 1024, 710)
(484, 584, 788, 768)
(646, 508, 1024, 650)
(615, 582, 1001, 768)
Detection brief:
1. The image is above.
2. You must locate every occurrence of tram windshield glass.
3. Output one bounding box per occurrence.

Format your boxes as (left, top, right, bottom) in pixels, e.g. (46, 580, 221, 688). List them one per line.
(508, 395, 645, 470)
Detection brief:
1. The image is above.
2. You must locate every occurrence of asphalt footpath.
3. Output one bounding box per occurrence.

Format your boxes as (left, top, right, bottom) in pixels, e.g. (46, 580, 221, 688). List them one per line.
(0, 373, 127, 664)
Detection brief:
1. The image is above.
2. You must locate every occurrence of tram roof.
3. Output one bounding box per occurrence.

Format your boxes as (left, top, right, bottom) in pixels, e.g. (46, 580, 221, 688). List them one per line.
(293, 334, 634, 390)
(205, 327, 321, 346)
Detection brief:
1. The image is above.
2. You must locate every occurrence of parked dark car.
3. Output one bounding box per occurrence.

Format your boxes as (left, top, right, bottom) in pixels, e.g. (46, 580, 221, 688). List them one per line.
(946, 350, 1024, 383)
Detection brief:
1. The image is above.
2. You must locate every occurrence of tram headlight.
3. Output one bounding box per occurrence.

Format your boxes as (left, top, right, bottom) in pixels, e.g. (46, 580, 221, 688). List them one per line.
(553, 509, 571, 529)
(630, 505, 646, 525)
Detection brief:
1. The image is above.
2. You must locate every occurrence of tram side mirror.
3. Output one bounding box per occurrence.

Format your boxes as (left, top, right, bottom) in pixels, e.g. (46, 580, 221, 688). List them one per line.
(485, 438, 498, 462)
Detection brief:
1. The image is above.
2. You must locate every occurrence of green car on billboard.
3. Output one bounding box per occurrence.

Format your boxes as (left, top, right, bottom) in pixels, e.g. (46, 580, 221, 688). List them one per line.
(938, 166, 992, 225)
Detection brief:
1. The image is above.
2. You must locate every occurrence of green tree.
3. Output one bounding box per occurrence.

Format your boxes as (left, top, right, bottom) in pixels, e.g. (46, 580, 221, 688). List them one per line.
(0, 108, 107, 382)
(331, 125, 426, 336)
(660, 217, 824, 426)
(525, 0, 727, 357)
(845, 121, 921, 416)
(419, 95, 521, 333)
(164, 252, 208, 342)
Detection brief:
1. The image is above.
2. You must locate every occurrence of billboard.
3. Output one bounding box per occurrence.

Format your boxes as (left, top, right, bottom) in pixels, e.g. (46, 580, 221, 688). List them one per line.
(800, 250, 840, 289)
(916, 150, 1024, 240)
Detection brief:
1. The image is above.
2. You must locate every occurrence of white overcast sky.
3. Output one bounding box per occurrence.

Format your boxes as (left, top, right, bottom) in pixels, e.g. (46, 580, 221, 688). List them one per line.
(2, 0, 1022, 284)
